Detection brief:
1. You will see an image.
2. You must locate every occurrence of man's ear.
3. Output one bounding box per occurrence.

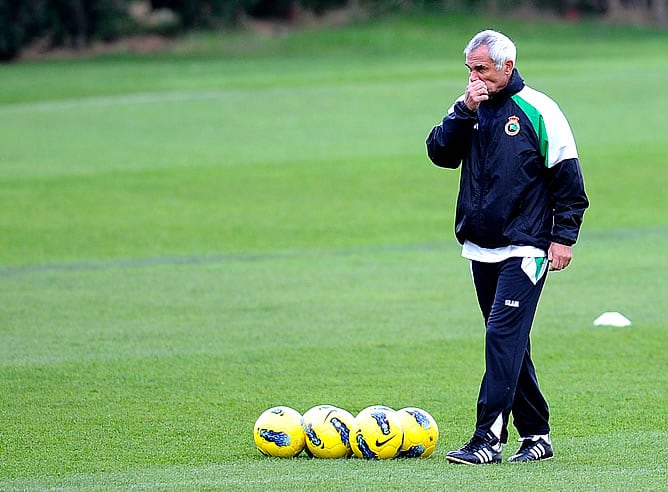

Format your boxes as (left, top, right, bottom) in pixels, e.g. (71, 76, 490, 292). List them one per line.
(504, 60, 514, 75)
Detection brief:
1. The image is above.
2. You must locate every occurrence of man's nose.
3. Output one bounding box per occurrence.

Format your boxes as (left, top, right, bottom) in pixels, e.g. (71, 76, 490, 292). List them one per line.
(469, 72, 479, 82)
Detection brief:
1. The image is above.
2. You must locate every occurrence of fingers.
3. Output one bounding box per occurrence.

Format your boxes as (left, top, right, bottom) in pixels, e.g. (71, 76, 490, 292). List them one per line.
(548, 256, 570, 271)
(464, 81, 489, 111)
(468, 79, 487, 91)
(547, 242, 573, 271)
(548, 258, 570, 271)
(467, 81, 488, 99)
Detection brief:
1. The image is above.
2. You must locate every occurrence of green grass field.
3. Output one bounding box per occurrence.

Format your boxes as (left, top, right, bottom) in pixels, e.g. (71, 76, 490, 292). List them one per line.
(1, 13, 667, 490)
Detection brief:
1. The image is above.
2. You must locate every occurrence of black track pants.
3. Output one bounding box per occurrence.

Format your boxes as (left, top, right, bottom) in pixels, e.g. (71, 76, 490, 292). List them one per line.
(470, 257, 550, 443)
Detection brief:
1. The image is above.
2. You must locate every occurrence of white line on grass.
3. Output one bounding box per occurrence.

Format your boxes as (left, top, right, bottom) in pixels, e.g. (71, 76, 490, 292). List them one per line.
(0, 90, 228, 113)
(0, 78, 448, 114)
(0, 241, 453, 277)
(2, 226, 666, 278)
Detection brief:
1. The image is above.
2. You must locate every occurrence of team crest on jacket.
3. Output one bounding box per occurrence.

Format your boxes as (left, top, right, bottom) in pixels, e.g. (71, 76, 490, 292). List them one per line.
(505, 116, 521, 136)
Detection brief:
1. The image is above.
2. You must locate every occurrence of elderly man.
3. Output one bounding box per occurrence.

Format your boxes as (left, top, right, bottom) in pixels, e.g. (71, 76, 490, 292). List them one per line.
(426, 30, 589, 464)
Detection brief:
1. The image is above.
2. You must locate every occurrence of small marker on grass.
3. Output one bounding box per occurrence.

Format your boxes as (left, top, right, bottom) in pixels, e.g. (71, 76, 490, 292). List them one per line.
(593, 312, 632, 327)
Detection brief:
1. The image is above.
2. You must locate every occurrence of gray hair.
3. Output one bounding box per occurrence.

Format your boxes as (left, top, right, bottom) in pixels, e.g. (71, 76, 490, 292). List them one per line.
(464, 30, 517, 71)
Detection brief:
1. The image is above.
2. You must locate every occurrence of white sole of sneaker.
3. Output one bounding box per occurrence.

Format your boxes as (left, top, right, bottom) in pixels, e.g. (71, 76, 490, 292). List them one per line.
(508, 455, 554, 463)
(447, 455, 502, 465)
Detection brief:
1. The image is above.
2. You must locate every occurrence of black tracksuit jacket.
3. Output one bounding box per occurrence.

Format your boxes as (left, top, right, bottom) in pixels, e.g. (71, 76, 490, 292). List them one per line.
(426, 69, 589, 252)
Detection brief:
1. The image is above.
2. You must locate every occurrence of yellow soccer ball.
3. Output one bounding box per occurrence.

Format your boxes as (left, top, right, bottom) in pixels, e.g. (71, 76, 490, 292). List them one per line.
(350, 405, 404, 460)
(396, 407, 439, 458)
(302, 405, 355, 458)
(253, 406, 305, 458)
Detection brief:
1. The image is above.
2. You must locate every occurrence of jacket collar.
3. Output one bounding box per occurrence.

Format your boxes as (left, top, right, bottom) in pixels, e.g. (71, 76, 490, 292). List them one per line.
(491, 68, 525, 103)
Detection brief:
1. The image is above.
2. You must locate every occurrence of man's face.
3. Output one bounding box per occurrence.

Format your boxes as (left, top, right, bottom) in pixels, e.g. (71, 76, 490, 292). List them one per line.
(465, 45, 514, 95)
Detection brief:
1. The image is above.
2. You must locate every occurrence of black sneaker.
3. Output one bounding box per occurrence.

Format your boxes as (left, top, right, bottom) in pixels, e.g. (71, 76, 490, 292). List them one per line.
(446, 433, 502, 465)
(507, 436, 554, 462)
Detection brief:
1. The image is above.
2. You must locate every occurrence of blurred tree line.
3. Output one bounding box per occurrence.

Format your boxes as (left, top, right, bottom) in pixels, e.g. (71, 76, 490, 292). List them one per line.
(1, 0, 666, 61)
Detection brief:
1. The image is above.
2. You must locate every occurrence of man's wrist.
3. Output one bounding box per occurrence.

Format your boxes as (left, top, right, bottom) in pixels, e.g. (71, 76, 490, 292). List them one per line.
(456, 100, 478, 117)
